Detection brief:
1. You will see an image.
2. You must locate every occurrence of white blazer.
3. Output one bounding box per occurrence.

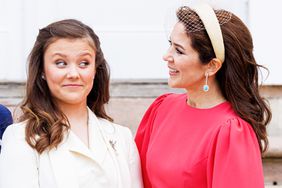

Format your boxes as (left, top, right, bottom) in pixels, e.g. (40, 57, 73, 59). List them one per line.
(0, 109, 143, 188)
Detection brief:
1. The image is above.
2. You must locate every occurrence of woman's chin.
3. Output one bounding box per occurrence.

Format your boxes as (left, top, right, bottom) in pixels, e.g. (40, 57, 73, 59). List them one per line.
(168, 78, 180, 88)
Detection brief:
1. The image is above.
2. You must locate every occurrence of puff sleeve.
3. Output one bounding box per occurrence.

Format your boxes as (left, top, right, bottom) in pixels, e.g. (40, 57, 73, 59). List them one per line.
(135, 94, 171, 188)
(207, 118, 264, 188)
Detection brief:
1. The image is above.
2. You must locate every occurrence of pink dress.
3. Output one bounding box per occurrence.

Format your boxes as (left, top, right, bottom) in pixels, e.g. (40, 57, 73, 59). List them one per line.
(135, 93, 264, 188)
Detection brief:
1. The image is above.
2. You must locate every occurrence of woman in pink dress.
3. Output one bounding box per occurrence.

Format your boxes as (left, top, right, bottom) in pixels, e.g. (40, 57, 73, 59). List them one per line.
(135, 3, 271, 188)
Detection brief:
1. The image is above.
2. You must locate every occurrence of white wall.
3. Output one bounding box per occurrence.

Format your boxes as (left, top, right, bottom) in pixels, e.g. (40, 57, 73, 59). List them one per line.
(0, 0, 26, 82)
(0, 0, 280, 84)
(249, 0, 282, 85)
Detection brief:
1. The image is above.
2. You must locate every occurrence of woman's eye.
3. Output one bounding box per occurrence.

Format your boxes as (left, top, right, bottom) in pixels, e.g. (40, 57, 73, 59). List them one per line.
(79, 61, 90, 67)
(55, 61, 67, 67)
(176, 48, 184, 55)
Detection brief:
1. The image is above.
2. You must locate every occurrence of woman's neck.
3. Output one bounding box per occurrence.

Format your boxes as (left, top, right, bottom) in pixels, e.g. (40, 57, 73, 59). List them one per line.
(186, 81, 226, 109)
(57, 101, 90, 147)
(56, 102, 88, 128)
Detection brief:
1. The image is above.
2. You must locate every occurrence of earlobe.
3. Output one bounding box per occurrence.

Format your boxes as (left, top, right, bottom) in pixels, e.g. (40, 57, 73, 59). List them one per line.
(41, 73, 46, 80)
(207, 58, 222, 76)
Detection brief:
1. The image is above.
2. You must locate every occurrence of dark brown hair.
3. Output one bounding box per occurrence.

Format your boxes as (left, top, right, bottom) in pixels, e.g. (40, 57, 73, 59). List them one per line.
(20, 19, 112, 154)
(177, 7, 271, 153)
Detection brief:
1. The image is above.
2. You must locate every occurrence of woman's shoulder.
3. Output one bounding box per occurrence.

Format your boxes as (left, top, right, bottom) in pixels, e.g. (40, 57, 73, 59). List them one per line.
(2, 121, 27, 140)
(0, 104, 11, 114)
(220, 115, 252, 130)
(148, 92, 185, 110)
(154, 92, 184, 102)
(98, 118, 135, 154)
(98, 118, 132, 138)
(213, 116, 258, 146)
(1, 121, 37, 156)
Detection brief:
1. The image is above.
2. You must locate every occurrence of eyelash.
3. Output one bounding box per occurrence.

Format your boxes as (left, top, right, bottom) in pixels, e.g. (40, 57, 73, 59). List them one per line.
(54, 61, 90, 68)
(79, 61, 90, 67)
(55, 61, 66, 67)
(176, 48, 184, 55)
(168, 40, 184, 55)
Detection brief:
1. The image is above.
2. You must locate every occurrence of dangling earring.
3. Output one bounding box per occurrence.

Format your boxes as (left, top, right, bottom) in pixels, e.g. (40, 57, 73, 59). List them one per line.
(41, 74, 45, 80)
(203, 72, 209, 92)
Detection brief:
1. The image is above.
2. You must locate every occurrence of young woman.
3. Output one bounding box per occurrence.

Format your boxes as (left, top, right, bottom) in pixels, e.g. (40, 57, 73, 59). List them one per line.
(0, 19, 143, 188)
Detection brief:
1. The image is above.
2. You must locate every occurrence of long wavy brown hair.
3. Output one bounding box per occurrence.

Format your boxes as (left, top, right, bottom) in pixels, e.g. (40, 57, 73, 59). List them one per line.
(177, 7, 272, 153)
(20, 19, 112, 154)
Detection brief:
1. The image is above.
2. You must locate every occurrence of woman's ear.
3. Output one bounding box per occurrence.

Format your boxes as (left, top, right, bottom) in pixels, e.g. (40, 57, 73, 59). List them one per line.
(41, 72, 46, 80)
(206, 58, 223, 76)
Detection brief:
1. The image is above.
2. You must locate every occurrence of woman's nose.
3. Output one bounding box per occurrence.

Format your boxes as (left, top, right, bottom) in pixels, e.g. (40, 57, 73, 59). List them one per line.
(163, 51, 173, 62)
(66, 64, 79, 79)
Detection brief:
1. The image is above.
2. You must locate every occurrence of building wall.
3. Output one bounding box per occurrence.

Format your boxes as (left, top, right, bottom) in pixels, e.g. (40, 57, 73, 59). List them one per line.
(2, 0, 281, 84)
(0, 81, 282, 186)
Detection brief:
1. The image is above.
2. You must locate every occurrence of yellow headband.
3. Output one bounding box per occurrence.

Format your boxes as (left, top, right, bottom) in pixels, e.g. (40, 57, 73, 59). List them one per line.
(192, 3, 225, 63)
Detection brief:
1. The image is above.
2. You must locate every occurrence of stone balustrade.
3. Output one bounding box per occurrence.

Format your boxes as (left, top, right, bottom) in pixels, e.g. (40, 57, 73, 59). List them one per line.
(1, 80, 281, 186)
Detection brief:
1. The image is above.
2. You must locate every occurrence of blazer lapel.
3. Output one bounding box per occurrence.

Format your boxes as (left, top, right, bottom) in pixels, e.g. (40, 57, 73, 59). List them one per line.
(87, 108, 109, 165)
(48, 134, 79, 188)
(48, 108, 112, 188)
(88, 109, 125, 187)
